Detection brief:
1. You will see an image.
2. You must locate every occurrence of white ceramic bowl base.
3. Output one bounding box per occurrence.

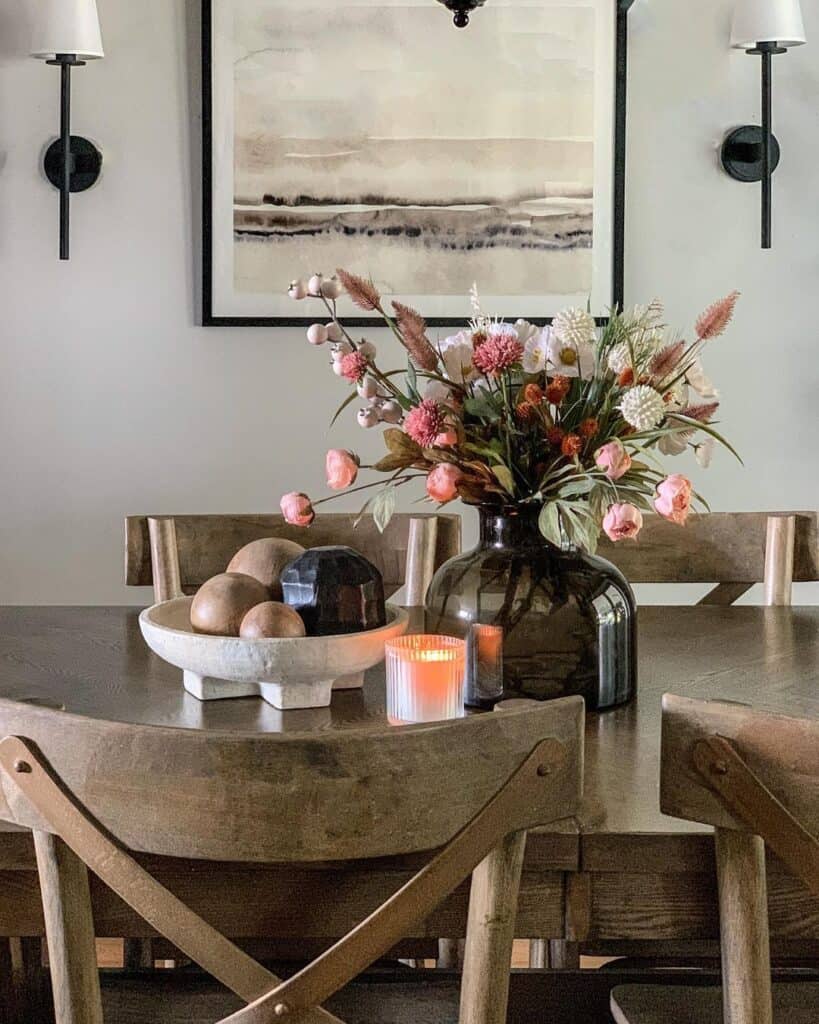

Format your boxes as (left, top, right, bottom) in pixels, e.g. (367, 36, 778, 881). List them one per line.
(140, 597, 409, 710)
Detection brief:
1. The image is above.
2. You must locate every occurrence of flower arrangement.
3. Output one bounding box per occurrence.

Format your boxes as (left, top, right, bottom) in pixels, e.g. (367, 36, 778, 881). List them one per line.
(280, 270, 739, 553)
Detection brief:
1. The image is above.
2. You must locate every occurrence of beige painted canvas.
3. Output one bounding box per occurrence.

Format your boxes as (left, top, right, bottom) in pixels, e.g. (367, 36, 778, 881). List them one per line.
(207, 0, 619, 323)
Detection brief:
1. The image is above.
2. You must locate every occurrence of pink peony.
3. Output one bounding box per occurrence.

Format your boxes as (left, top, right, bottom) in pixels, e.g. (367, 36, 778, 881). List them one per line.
(603, 503, 643, 542)
(434, 429, 459, 447)
(426, 463, 464, 502)
(325, 449, 358, 490)
(654, 474, 693, 525)
(472, 330, 524, 377)
(404, 399, 446, 448)
(339, 351, 369, 382)
(595, 441, 632, 481)
(280, 492, 315, 527)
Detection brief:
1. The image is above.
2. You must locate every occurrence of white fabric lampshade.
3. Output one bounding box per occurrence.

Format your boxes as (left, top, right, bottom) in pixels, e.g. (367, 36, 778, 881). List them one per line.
(731, 0, 806, 49)
(30, 0, 104, 61)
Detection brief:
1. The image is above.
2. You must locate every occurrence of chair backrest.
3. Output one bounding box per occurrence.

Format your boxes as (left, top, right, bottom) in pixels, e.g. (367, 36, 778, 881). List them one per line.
(125, 512, 461, 604)
(0, 698, 584, 1024)
(660, 694, 819, 1023)
(0, 697, 582, 863)
(598, 510, 819, 606)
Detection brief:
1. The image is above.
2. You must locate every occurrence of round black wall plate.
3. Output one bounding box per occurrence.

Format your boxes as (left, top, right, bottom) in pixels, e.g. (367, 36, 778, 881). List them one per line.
(721, 125, 780, 183)
(43, 136, 102, 193)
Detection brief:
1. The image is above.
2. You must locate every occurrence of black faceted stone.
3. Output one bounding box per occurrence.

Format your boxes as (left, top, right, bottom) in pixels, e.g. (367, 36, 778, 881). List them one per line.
(280, 546, 386, 636)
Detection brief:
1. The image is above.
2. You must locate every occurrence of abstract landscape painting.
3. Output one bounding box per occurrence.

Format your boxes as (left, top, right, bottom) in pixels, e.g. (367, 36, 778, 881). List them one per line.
(205, 0, 621, 324)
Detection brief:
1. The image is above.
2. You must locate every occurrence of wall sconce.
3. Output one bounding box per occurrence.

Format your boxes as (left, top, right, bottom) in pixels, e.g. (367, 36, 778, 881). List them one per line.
(435, 0, 487, 29)
(30, 0, 105, 261)
(721, 0, 806, 249)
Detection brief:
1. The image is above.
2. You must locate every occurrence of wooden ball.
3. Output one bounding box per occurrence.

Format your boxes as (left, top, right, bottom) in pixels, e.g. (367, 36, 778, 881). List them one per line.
(227, 538, 306, 600)
(239, 602, 306, 640)
(190, 573, 270, 637)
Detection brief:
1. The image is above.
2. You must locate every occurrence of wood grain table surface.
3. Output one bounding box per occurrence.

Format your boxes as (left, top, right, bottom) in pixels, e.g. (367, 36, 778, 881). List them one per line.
(0, 605, 817, 948)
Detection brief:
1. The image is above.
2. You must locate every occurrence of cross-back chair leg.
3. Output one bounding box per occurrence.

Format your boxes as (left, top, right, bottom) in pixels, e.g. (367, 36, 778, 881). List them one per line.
(714, 828, 773, 1024)
(459, 830, 527, 1024)
(33, 831, 104, 1024)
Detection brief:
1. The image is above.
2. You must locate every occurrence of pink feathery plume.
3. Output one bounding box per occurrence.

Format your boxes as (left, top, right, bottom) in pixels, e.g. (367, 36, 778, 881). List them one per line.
(649, 340, 686, 380)
(336, 268, 381, 312)
(391, 301, 439, 371)
(679, 402, 719, 422)
(695, 291, 740, 341)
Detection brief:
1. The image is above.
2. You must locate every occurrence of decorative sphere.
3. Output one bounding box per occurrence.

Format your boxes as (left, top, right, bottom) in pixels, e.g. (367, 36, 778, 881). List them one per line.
(306, 323, 329, 346)
(453, 10, 469, 26)
(380, 400, 403, 424)
(227, 538, 305, 599)
(191, 573, 270, 636)
(239, 601, 306, 639)
(307, 273, 323, 296)
(357, 407, 380, 428)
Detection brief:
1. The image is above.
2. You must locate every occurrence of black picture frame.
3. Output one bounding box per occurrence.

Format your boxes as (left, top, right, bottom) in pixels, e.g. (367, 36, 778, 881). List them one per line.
(201, 0, 629, 328)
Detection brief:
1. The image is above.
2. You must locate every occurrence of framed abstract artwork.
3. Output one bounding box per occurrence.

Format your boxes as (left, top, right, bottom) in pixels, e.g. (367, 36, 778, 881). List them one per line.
(202, 0, 627, 326)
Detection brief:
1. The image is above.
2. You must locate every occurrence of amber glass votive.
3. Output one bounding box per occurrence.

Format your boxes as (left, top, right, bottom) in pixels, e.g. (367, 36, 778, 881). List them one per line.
(385, 635, 466, 724)
(465, 623, 504, 708)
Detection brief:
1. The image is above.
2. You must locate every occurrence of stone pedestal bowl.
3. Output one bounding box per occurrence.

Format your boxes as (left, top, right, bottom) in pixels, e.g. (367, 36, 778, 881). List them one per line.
(140, 597, 409, 710)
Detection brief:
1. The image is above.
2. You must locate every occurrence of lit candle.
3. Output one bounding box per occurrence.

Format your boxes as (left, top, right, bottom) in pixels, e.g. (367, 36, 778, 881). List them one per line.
(465, 623, 504, 708)
(385, 635, 466, 724)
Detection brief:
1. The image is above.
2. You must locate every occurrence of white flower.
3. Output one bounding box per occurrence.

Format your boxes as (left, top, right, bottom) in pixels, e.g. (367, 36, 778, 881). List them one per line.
(686, 358, 719, 399)
(552, 307, 597, 347)
(424, 379, 452, 403)
(522, 328, 549, 374)
(695, 436, 716, 468)
(607, 342, 632, 375)
(546, 331, 594, 378)
(619, 385, 666, 431)
(510, 319, 540, 346)
(439, 331, 478, 385)
(659, 431, 691, 456)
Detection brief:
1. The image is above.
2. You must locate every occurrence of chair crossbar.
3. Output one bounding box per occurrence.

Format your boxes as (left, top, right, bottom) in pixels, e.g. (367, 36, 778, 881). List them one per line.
(694, 734, 819, 896)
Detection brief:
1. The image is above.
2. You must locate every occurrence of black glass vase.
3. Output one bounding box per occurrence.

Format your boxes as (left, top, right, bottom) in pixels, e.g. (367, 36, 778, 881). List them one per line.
(424, 506, 637, 711)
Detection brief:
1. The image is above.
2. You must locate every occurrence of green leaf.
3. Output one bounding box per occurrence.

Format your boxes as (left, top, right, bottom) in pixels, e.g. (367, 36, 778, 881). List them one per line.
(383, 428, 421, 457)
(372, 485, 397, 533)
(538, 502, 563, 548)
(463, 390, 502, 423)
(405, 358, 420, 402)
(329, 389, 359, 428)
(491, 465, 515, 496)
(373, 453, 414, 472)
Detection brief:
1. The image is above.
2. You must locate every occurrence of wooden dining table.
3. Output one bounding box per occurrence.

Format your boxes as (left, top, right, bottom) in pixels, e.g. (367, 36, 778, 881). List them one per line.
(0, 603, 818, 968)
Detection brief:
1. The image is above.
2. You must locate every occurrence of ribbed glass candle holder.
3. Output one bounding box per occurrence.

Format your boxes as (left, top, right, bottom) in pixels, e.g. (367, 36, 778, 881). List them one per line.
(385, 635, 466, 724)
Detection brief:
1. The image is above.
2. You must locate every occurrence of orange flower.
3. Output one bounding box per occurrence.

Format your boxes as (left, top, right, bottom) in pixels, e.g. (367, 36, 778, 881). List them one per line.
(546, 375, 571, 404)
(561, 434, 583, 458)
(515, 402, 534, 424)
(546, 427, 565, 447)
(579, 418, 599, 438)
(523, 383, 544, 405)
(617, 368, 635, 387)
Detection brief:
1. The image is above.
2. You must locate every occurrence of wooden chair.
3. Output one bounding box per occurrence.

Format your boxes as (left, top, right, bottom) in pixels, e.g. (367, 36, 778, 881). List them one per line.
(0, 697, 584, 1024)
(125, 513, 461, 606)
(598, 511, 819, 606)
(611, 694, 819, 1023)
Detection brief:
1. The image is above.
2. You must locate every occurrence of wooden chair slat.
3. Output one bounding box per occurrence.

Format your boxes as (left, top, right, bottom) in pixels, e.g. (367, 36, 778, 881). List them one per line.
(597, 510, 818, 585)
(125, 513, 461, 598)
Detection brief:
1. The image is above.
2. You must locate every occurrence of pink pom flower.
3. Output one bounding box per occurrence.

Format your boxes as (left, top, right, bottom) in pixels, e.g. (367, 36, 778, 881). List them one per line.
(339, 351, 370, 382)
(325, 449, 358, 490)
(654, 474, 693, 525)
(594, 441, 632, 481)
(603, 503, 643, 542)
(472, 330, 524, 377)
(434, 429, 459, 447)
(426, 463, 464, 502)
(280, 492, 315, 527)
(404, 399, 446, 448)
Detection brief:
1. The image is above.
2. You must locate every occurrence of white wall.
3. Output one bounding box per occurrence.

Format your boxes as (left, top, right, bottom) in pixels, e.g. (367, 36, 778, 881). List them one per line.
(0, 0, 816, 605)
